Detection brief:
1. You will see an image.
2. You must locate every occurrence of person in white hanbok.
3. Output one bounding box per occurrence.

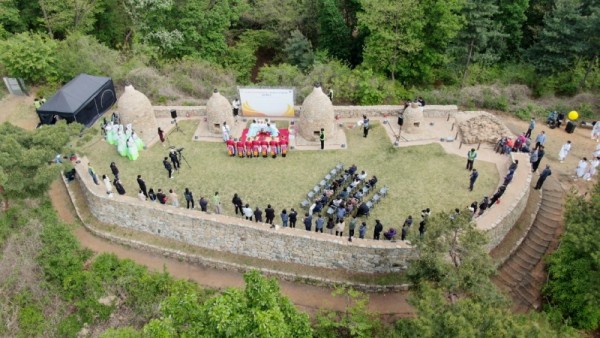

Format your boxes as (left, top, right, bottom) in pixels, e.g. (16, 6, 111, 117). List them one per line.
(591, 122, 600, 142)
(222, 122, 231, 142)
(586, 157, 599, 181)
(558, 141, 571, 162)
(575, 158, 589, 179)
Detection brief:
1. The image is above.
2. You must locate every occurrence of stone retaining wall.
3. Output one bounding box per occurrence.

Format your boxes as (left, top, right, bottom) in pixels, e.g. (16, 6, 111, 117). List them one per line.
(153, 105, 458, 120)
(481, 152, 533, 251)
(76, 164, 415, 274)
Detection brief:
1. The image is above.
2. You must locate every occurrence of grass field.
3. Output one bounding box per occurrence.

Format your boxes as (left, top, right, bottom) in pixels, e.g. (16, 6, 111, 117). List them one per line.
(83, 120, 498, 234)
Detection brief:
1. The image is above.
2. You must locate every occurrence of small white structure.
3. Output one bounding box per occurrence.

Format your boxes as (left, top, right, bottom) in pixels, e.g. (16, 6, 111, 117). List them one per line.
(206, 89, 234, 134)
(117, 85, 157, 144)
(298, 85, 335, 141)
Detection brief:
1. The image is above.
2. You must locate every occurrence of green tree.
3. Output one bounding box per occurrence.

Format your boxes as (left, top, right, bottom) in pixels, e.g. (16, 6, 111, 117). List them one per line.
(496, 0, 530, 60)
(38, 0, 101, 39)
(406, 211, 500, 301)
(314, 287, 384, 337)
(452, 0, 507, 85)
(395, 283, 576, 337)
(92, 0, 130, 49)
(526, 0, 587, 75)
(544, 182, 600, 330)
(0, 32, 58, 84)
(318, 0, 353, 63)
(579, 4, 600, 88)
(284, 29, 315, 72)
(0, 0, 26, 34)
(0, 122, 80, 208)
(358, 0, 424, 82)
(143, 270, 313, 337)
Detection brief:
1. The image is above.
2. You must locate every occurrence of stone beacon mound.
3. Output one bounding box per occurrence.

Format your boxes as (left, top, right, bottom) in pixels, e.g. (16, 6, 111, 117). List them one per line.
(117, 84, 158, 144)
(402, 103, 423, 133)
(205, 89, 234, 135)
(298, 86, 336, 141)
(456, 112, 513, 144)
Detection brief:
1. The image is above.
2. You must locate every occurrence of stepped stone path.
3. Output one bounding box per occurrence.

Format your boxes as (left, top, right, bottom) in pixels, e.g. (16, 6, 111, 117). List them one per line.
(493, 176, 564, 312)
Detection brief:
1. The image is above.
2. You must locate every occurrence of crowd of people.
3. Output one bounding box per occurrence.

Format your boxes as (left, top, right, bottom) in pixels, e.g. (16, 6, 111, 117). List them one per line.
(101, 113, 145, 160)
(223, 119, 290, 159)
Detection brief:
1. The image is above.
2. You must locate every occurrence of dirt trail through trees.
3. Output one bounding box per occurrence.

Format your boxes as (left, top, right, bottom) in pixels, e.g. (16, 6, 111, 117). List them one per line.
(49, 180, 413, 320)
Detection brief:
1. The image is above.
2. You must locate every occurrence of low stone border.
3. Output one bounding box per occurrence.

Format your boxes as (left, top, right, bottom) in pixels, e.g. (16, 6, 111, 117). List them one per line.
(62, 175, 409, 293)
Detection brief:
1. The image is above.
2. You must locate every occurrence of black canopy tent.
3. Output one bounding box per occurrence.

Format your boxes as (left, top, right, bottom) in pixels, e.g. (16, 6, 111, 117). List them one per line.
(37, 74, 116, 127)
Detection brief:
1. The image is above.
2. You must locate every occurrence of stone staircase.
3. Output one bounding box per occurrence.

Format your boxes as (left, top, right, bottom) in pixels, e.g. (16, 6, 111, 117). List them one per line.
(493, 177, 564, 312)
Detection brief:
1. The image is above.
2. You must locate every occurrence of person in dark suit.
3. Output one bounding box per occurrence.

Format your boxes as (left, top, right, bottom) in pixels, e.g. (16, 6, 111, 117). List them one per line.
(110, 162, 119, 180)
(163, 157, 173, 178)
(265, 204, 275, 227)
(232, 193, 243, 215)
(254, 207, 263, 223)
(137, 175, 148, 197)
(169, 149, 180, 171)
(535, 165, 552, 190)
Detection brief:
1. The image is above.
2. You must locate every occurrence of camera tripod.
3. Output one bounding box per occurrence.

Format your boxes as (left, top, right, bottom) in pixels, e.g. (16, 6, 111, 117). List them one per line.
(178, 150, 191, 168)
(171, 118, 184, 134)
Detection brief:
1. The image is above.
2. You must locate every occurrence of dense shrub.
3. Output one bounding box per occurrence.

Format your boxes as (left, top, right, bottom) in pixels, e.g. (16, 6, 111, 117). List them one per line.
(0, 32, 58, 84)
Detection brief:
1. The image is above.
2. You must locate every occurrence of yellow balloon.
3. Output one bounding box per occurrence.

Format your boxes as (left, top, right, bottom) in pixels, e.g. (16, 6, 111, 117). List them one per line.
(568, 111, 579, 120)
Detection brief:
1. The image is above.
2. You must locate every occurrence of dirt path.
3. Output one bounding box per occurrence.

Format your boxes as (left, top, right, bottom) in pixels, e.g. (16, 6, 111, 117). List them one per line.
(0, 94, 39, 130)
(49, 180, 414, 320)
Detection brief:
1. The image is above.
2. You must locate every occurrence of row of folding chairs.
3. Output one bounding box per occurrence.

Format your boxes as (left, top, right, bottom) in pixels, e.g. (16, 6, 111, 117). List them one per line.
(301, 163, 344, 208)
(364, 186, 389, 213)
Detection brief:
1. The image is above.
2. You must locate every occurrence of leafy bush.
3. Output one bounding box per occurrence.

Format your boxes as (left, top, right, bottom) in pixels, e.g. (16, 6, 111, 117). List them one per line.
(0, 32, 59, 84)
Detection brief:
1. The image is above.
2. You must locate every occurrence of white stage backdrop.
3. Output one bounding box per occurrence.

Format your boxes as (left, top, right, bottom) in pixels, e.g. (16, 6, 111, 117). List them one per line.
(239, 88, 295, 117)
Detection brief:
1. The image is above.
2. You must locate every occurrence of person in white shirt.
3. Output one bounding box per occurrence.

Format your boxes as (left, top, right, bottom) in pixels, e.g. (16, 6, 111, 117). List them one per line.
(232, 98, 240, 120)
(222, 122, 231, 142)
(558, 141, 572, 163)
(358, 171, 367, 181)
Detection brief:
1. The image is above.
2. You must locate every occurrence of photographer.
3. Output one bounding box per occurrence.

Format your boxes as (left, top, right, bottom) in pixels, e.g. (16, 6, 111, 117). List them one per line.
(169, 148, 180, 171)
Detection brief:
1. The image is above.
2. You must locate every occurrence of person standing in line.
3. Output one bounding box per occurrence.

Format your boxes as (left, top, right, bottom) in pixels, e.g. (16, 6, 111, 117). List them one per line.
(212, 192, 222, 214)
(359, 222, 367, 239)
(199, 196, 208, 212)
(88, 163, 99, 185)
(232, 193, 243, 215)
(535, 165, 552, 190)
(114, 178, 126, 195)
(326, 217, 335, 234)
(280, 209, 289, 227)
(102, 175, 113, 197)
(184, 188, 194, 209)
(157, 127, 166, 147)
(348, 216, 357, 239)
(419, 219, 426, 238)
(374, 219, 383, 240)
(110, 162, 119, 180)
(466, 148, 477, 170)
(319, 128, 325, 150)
(254, 207, 263, 223)
(156, 189, 167, 204)
(315, 214, 324, 233)
(232, 98, 240, 121)
(488, 185, 506, 207)
(163, 157, 173, 179)
(335, 219, 345, 237)
(525, 118, 535, 138)
(169, 189, 179, 207)
(362, 115, 370, 138)
(137, 175, 148, 198)
(558, 141, 572, 163)
(469, 169, 479, 191)
(529, 148, 539, 171)
(169, 149, 180, 171)
(289, 208, 298, 228)
(401, 225, 408, 241)
(532, 145, 545, 172)
(265, 204, 275, 227)
(243, 204, 253, 220)
(534, 130, 547, 150)
(148, 188, 157, 202)
(403, 215, 413, 228)
(303, 213, 313, 231)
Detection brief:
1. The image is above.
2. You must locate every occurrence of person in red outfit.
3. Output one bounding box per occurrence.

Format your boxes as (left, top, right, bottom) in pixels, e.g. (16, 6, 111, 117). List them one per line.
(245, 137, 253, 158)
(252, 138, 259, 158)
(260, 139, 268, 157)
(226, 137, 235, 156)
(236, 139, 245, 158)
(269, 139, 278, 158)
(279, 137, 288, 158)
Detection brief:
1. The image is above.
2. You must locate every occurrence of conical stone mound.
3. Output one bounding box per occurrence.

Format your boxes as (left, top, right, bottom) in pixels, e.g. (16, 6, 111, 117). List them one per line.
(206, 90, 234, 134)
(117, 85, 157, 144)
(403, 102, 423, 133)
(299, 86, 335, 141)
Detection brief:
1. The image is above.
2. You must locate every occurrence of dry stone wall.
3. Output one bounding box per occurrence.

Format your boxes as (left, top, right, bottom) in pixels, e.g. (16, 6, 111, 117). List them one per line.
(76, 166, 415, 274)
